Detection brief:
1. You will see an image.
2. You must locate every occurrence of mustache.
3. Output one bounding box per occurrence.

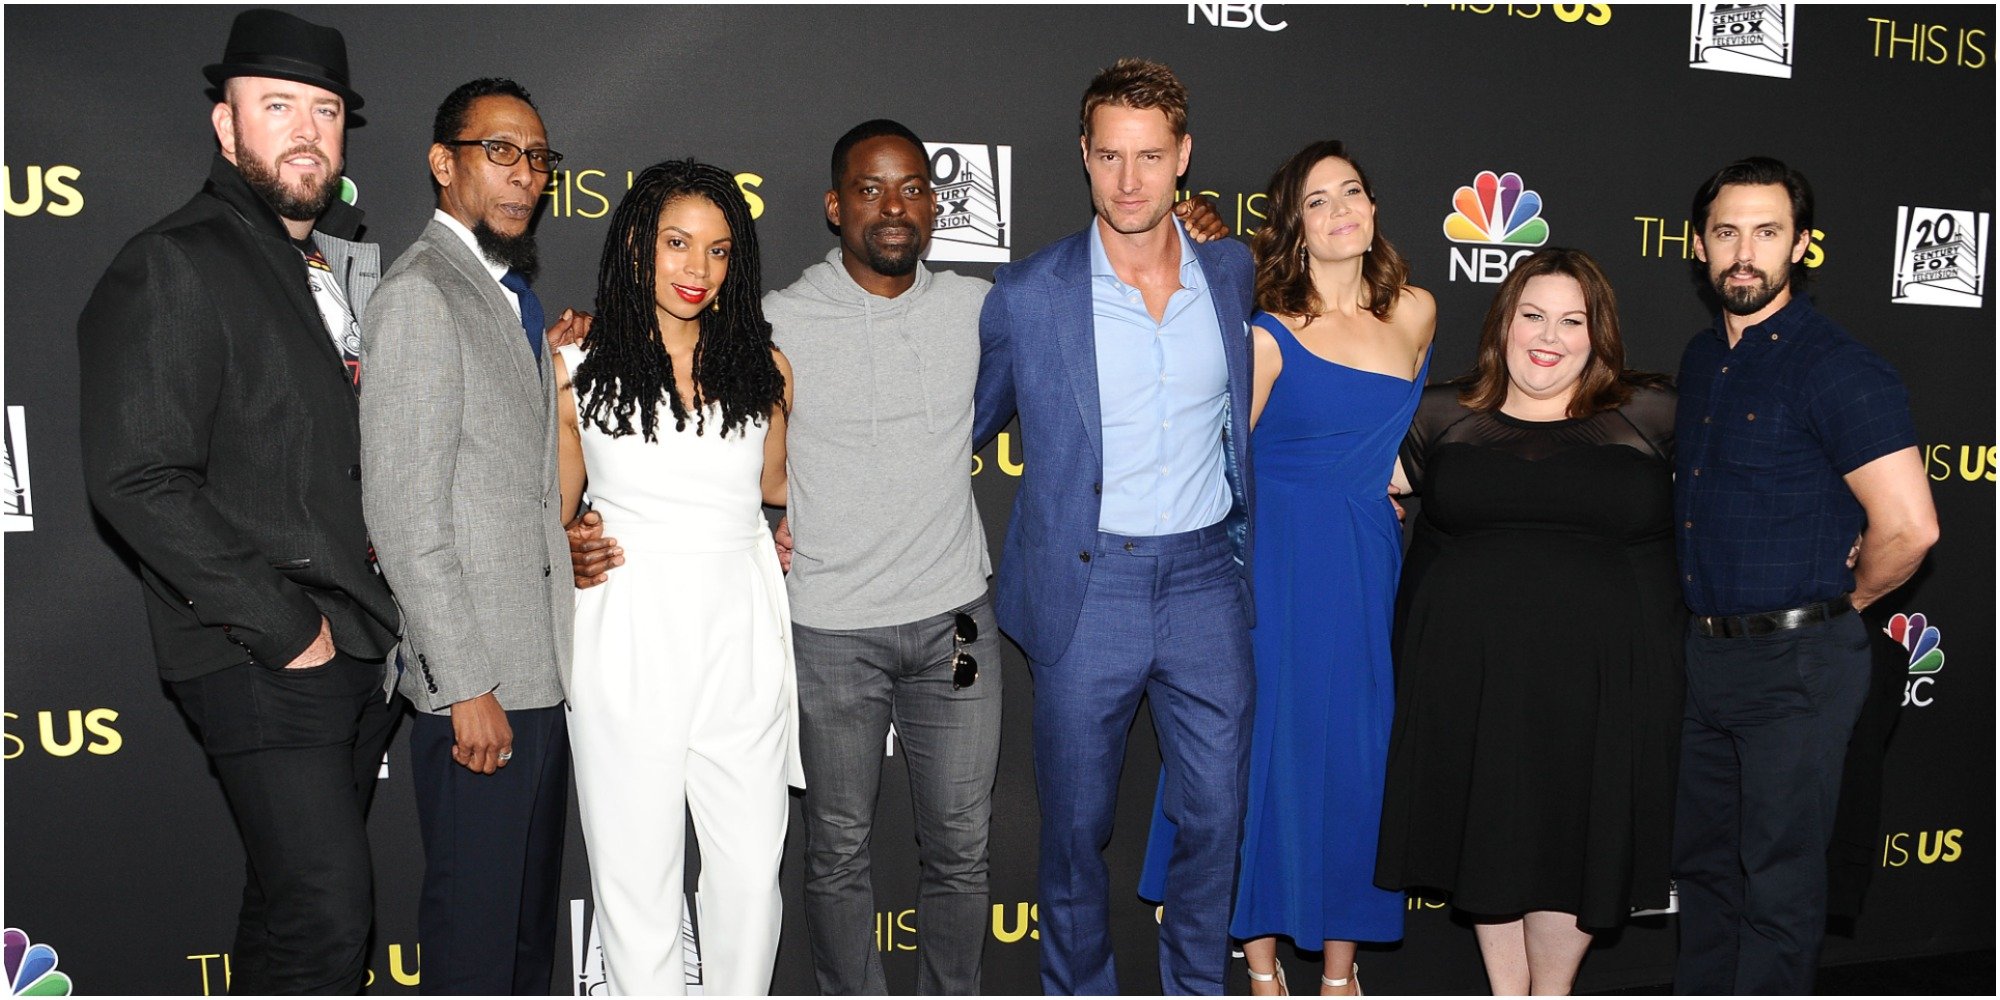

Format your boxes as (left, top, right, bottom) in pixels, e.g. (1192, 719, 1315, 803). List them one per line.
(281, 144, 330, 168)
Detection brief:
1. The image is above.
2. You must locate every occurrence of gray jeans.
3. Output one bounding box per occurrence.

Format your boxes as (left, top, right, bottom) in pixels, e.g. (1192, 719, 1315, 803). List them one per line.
(792, 591, 1004, 995)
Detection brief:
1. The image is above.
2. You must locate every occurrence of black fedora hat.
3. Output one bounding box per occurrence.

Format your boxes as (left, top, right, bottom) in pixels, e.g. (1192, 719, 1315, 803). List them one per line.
(203, 9, 362, 110)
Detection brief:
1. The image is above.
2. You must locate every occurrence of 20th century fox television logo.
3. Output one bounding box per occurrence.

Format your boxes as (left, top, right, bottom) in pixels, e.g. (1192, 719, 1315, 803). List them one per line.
(1689, 3, 1795, 78)
(570, 896, 703, 995)
(923, 142, 1012, 264)
(1892, 207, 1991, 308)
(4, 405, 31, 532)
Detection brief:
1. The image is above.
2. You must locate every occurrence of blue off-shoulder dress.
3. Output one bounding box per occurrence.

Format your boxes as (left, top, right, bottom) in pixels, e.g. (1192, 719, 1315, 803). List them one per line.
(1140, 311, 1426, 946)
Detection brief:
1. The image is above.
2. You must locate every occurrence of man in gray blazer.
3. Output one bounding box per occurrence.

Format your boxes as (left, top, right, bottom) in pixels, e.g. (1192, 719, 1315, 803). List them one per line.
(359, 77, 583, 995)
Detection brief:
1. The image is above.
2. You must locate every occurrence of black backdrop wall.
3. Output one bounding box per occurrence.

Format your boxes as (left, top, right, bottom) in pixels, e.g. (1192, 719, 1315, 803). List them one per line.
(4, 5, 1993, 995)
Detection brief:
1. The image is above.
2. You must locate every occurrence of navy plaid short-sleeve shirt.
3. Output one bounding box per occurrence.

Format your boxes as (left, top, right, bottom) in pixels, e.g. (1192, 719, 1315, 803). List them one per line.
(1674, 294, 1917, 617)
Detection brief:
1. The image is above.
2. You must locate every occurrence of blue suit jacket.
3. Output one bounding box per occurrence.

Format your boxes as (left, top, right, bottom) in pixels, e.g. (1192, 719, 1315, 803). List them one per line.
(972, 223, 1257, 665)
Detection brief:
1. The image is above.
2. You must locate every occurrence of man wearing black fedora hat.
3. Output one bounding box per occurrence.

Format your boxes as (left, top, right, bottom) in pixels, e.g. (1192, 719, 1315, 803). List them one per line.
(79, 9, 401, 994)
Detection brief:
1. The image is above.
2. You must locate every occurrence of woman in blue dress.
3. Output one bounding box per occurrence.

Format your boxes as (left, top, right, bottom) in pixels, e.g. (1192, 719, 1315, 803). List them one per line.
(1142, 140, 1433, 995)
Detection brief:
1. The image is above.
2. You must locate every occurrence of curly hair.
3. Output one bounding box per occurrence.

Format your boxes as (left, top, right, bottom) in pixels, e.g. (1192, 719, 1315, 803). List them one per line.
(573, 158, 783, 441)
(1251, 140, 1409, 322)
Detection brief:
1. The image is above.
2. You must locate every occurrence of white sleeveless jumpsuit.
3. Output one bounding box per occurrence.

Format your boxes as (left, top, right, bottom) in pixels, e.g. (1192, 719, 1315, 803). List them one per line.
(564, 346, 801, 996)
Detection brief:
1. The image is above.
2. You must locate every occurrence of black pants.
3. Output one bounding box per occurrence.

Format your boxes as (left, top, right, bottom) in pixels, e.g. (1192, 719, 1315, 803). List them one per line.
(1826, 605, 1906, 923)
(410, 705, 569, 995)
(170, 652, 401, 995)
(1671, 613, 1871, 995)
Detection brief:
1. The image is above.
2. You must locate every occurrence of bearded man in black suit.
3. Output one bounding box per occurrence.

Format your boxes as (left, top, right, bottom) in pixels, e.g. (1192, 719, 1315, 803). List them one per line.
(77, 10, 402, 993)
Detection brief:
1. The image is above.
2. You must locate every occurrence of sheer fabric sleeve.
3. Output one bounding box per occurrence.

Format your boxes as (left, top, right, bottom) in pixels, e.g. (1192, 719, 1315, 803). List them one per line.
(1616, 381, 1678, 465)
(1400, 384, 1469, 497)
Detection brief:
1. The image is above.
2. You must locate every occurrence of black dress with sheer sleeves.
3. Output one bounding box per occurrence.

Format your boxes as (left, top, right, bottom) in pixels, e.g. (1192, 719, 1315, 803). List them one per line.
(1375, 381, 1684, 929)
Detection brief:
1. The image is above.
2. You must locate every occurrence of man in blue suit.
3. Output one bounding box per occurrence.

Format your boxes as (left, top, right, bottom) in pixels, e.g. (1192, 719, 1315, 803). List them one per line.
(972, 58, 1257, 996)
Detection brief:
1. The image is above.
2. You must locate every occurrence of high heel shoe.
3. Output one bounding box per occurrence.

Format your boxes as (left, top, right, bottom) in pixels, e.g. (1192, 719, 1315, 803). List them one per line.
(1321, 963, 1361, 996)
(1248, 962, 1290, 996)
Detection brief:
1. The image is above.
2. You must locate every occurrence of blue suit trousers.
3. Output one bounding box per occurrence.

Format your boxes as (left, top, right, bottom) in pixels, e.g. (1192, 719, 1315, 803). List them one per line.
(1031, 522, 1253, 995)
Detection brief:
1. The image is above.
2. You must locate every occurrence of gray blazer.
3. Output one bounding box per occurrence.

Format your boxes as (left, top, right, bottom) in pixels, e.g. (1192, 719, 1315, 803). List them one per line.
(359, 219, 573, 713)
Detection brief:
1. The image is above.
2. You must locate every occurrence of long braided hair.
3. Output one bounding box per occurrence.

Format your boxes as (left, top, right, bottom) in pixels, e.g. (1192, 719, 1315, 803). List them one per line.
(574, 158, 782, 440)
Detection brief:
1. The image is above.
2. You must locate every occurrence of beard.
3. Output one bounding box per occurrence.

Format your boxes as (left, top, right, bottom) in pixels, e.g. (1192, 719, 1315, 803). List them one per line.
(235, 139, 340, 223)
(474, 219, 540, 280)
(861, 220, 924, 277)
(1712, 262, 1789, 316)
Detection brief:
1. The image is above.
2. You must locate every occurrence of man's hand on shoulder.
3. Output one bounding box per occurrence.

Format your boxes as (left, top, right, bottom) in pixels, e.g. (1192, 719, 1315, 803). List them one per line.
(546, 308, 592, 350)
(1174, 195, 1231, 243)
(449, 691, 513, 775)
(567, 509, 623, 588)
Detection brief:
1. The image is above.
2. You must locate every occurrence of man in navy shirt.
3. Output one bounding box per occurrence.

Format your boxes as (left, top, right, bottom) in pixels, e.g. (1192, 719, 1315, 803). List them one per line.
(1671, 157, 1938, 995)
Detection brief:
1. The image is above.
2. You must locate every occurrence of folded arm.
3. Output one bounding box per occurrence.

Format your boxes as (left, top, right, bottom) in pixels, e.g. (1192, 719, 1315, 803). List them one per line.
(1844, 446, 1938, 611)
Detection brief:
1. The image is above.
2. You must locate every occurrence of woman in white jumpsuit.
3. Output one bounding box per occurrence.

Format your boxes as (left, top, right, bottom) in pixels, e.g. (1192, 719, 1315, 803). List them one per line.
(556, 158, 800, 996)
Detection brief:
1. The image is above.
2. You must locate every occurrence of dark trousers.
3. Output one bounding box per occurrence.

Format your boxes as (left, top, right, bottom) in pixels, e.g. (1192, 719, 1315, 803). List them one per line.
(793, 593, 1005, 996)
(169, 652, 402, 995)
(1826, 606, 1906, 922)
(1031, 524, 1253, 996)
(409, 705, 570, 996)
(1672, 613, 1871, 995)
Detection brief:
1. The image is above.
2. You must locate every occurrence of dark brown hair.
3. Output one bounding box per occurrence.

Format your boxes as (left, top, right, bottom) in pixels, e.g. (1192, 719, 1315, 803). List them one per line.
(1690, 154, 1815, 290)
(1251, 141, 1409, 321)
(1079, 58, 1188, 139)
(1458, 247, 1634, 418)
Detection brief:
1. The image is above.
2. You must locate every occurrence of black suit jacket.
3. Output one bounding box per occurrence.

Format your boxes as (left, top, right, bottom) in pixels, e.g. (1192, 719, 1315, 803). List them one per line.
(79, 154, 399, 680)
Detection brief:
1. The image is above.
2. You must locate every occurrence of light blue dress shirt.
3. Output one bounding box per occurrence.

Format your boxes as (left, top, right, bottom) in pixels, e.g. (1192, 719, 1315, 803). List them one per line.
(1089, 219, 1233, 535)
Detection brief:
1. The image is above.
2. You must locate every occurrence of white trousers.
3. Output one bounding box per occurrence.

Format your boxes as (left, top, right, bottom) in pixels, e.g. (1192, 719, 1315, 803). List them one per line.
(571, 541, 795, 996)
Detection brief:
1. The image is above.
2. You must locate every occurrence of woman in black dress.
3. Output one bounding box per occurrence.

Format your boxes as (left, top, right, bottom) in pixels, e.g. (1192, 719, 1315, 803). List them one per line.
(1375, 248, 1683, 995)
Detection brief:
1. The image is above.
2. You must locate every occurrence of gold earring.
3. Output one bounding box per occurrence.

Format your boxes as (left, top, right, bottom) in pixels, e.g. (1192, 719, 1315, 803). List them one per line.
(710, 298, 720, 313)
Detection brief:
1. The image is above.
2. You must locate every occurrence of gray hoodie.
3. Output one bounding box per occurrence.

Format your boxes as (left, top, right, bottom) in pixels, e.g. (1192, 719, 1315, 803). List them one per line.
(764, 248, 993, 629)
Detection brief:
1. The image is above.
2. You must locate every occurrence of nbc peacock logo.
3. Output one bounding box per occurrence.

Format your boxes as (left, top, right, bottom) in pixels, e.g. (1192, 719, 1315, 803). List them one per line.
(1443, 170, 1549, 284)
(1444, 171, 1550, 246)
(1889, 612, 1947, 708)
(1889, 612, 1944, 673)
(4, 928, 72, 996)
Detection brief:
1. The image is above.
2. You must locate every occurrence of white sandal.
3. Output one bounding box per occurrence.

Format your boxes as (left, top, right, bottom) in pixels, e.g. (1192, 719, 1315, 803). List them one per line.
(1321, 963, 1361, 996)
(1248, 963, 1290, 996)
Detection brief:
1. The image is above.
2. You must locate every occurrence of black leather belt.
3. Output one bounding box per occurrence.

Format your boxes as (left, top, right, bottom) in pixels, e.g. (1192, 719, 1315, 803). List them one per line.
(1692, 597, 1853, 639)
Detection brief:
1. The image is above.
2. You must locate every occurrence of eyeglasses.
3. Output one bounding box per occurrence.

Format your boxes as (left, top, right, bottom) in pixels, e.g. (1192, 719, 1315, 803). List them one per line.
(442, 138, 565, 173)
(951, 612, 979, 690)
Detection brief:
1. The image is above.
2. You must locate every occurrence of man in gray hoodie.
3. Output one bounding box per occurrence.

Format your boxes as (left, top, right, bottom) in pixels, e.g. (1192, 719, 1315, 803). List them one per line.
(766, 118, 1003, 996)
